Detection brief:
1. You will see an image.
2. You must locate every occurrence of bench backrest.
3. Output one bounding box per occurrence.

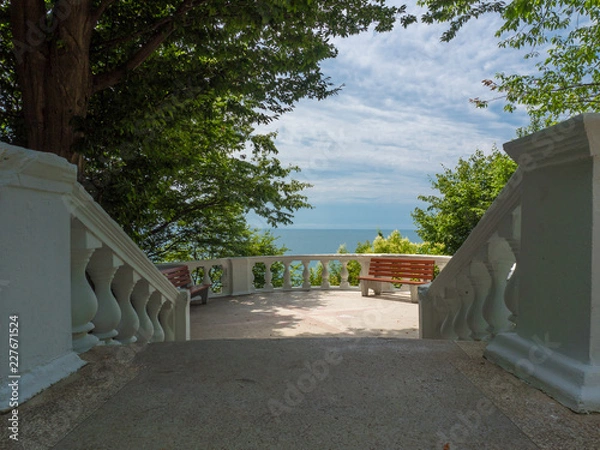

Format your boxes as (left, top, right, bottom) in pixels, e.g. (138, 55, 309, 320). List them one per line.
(160, 265, 193, 289)
(368, 257, 435, 282)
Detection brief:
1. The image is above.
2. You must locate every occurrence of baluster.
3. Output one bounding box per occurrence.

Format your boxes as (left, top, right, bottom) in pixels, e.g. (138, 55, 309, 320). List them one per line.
(113, 265, 141, 344)
(302, 260, 311, 289)
(71, 221, 102, 353)
(160, 301, 175, 341)
(453, 272, 474, 340)
(320, 259, 330, 289)
(467, 255, 493, 341)
(440, 284, 459, 340)
(431, 292, 453, 340)
(283, 261, 292, 290)
(87, 246, 124, 345)
(484, 233, 514, 336)
(264, 261, 274, 291)
(132, 280, 155, 344)
(202, 265, 212, 286)
(498, 206, 521, 326)
(147, 291, 165, 343)
(340, 260, 350, 289)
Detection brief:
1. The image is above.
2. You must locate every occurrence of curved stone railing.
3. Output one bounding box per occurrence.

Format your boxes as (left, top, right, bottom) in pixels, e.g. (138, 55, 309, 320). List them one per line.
(164, 253, 451, 299)
(418, 168, 522, 341)
(66, 184, 189, 352)
(0, 143, 190, 409)
(65, 184, 189, 353)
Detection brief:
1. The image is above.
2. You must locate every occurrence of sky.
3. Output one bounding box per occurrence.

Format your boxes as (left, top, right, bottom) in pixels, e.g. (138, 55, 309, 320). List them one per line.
(250, 1, 533, 230)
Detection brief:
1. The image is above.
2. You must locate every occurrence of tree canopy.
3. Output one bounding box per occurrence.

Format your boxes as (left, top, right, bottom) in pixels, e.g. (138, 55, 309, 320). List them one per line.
(411, 148, 517, 254)
(1, 1, 409, 260)
(415, 0, 600, 131)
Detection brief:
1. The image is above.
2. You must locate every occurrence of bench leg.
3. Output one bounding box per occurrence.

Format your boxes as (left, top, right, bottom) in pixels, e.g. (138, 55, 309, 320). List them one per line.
(360, 281, 369, 296)
(373, 282, 382, 296)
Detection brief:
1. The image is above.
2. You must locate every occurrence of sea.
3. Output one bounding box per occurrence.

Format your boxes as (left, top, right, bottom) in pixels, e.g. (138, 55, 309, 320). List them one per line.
(264, 229, 422, 255)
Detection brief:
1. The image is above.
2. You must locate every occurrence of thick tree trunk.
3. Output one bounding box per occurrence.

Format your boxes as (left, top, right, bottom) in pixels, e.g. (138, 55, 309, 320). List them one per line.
(10, 0, 94, 168)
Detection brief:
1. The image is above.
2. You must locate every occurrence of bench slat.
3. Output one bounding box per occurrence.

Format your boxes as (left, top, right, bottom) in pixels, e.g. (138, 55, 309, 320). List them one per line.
(161, 265, 210, 304)
(359, 257, 436, 298)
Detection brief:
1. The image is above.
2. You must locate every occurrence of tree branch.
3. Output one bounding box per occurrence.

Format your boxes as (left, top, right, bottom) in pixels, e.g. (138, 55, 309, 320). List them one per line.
(91, 0, 118, 24)
(147, 198, 224, 237)
(93, 9, 184, 52)
(91, 0, 200, 93)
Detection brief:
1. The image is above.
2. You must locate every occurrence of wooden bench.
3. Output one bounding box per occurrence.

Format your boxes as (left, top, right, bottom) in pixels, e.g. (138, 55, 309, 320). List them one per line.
(359, 257, 436, 298)
(160, 265, 211, 304)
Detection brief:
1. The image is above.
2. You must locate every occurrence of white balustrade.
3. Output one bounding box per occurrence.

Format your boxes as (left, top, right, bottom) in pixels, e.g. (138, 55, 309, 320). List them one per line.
(70, 220, 102, 353)
(483, 234, 514, 336)
(1, 143, 190, 408)
(498, 206, 521, 324)
(340, 260, 351, 289)
(301, 259, 312, 289)
(65, 183, 188, 351)
(419, 115, 600, 412)
(160, 302, 175, 342)
(419, 167, 522, 341)
(282, 261, 292, 290)
(132, 280, 155, 344)
(88, 246, 123, 345)
(466, 257, 492, 341)
(453, 272, 473, 340)
(320, 258, 331, 289)
(174, 254, 451, 299)
(113, 266, 141, 344)
(264, 261, 274, 291)
(439, 282, 459, 340)
(147, 291, 165, 343)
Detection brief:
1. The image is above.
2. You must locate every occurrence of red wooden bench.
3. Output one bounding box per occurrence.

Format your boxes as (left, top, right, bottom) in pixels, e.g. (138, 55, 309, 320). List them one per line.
(161, 265, 211, 304)
(359, 257, 435, 297)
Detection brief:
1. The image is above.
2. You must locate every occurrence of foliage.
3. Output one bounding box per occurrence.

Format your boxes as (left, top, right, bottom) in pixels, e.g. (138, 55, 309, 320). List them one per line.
(411, 148, 517, 254)
(84, 96, 311, 261)
(0, 1, 409, 260)
(354, 230, 446, 255)
(415, 0, 600, 131)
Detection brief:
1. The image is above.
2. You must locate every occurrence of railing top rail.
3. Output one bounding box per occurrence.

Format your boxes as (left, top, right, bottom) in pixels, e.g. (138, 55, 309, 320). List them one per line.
(177, 253, 451, 265)
(427, 167, 522, 295)
(66, 184, 179, 301)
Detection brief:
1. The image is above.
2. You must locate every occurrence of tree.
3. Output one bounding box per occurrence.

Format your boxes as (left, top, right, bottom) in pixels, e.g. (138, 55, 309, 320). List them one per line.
(2, 1, 405, 164)
(1, 1, 408, 260)
(411, 147, 517, 254)
(415, 0, 600, 131)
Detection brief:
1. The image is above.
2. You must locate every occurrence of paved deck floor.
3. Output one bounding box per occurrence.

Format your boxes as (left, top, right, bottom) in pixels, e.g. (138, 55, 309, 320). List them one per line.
(2, 291, 599, 449)
(190, 289, 419, 340)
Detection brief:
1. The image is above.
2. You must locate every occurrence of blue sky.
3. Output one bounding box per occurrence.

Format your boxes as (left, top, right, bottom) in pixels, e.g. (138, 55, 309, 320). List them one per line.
(251, 1, 532, 230)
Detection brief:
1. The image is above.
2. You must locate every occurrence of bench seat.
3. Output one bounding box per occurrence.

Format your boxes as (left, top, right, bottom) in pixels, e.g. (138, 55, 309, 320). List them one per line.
(161, 265, 211, 304)
(359, 257, 435, 298)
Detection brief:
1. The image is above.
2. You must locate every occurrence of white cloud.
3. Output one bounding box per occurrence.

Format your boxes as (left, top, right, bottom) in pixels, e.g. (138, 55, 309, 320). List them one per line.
(257, 3, 534, 228)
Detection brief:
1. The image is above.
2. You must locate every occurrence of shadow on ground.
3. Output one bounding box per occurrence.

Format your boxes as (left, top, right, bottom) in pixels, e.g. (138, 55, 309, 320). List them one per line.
(190, 290, 419, 340)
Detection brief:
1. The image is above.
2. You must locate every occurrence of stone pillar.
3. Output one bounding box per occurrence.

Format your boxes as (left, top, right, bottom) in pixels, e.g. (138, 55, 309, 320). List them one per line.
(229, 258, 254, 295)
(0, 144, 85, 409)
(173, 291, 191, 341)
(485, 114, 600, 412)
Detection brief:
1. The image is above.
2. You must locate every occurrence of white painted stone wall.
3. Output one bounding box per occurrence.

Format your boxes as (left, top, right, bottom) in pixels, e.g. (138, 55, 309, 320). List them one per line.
(0, 144, 85, 409)
(485, 114, 600, 413)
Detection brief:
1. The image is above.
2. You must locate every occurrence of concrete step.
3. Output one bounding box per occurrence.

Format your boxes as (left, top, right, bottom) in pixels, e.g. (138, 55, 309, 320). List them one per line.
(3, 338, 598, 449)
